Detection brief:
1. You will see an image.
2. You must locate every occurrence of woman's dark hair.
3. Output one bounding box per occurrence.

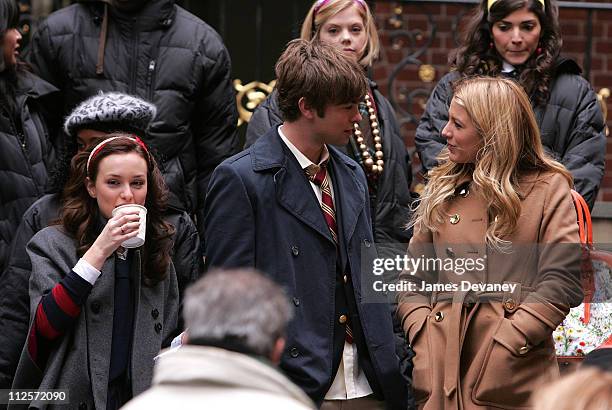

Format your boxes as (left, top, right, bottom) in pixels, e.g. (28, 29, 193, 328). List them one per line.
(451, 0, 561, 105)
(0, 0, 19, 40)
(0, 0, 21, 116)
(47, 138, 78, 194)
(59, 134, 175, 287)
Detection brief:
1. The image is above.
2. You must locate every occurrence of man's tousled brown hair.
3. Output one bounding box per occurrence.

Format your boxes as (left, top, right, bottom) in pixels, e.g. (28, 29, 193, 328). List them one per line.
(275, 39, 367, 121)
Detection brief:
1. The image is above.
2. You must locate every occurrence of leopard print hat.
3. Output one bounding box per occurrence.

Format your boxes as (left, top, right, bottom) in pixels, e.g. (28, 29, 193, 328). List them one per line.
(64, 92, 157, 138)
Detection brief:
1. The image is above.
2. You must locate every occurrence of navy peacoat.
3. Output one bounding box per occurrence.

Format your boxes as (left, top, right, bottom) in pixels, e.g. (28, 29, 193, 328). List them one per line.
(204, 128, 407, 409)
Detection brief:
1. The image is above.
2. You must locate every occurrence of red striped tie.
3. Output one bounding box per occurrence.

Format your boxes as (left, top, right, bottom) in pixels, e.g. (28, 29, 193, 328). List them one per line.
(305, 164, 353, 344)
(305, 164, 338, 244)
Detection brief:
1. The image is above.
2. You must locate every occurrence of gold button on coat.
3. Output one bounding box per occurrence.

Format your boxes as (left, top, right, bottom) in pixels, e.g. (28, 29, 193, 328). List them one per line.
(450, 214, 460, 224)
(343, 275, 348, 283)
(339, 315, 347, 324)
(434, 311, 444, 322)
(519, 345, 530, 355)
(504, 298, 517, 311)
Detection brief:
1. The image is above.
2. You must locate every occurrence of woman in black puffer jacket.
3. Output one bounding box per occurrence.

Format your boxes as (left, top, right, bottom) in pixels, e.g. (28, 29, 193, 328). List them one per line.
(0, 0, 57, 270)
(416, 0, 605, 210)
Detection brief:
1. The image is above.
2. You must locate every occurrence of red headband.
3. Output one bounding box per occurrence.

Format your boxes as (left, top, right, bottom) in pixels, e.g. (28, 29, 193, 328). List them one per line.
(86, 135, 149, 175)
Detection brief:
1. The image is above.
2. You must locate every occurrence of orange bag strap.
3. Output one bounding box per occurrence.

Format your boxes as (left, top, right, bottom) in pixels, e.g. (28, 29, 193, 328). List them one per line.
(570, 190, 594, 324)
(570, 190, 593, 248)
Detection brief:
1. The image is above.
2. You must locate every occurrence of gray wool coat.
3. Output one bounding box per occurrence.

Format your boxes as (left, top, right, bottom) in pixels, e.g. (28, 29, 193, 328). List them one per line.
(10, 226, 179, 410)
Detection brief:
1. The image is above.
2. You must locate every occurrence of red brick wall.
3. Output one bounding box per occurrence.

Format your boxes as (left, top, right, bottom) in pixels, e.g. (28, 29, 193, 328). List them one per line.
(371, 0, 612, 201)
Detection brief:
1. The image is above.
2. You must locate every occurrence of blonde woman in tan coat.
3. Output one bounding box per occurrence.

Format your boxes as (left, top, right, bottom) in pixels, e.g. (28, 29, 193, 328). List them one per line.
(397, 77, 583, 409)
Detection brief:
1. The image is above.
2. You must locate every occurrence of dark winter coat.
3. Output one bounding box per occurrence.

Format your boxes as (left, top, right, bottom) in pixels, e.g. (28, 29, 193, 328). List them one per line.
(0, 194, 201, 390)
(0, 70, 57, 272)
(415, 58, 606, 210)
(205, 129, 409, 409)
(245, 83, 414, 246)
(28, 0, 240, 230)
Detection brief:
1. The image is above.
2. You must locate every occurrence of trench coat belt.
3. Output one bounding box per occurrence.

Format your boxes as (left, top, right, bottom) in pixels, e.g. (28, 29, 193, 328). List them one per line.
(436, 290, 506, 398)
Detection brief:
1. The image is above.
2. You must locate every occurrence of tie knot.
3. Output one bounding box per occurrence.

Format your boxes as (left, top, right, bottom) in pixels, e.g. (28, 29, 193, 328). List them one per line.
(305, 163, 327, 186)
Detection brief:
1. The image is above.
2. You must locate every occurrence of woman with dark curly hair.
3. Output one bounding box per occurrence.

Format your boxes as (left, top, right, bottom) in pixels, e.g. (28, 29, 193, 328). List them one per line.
(416, 0, 606, 210)
(11, 135, 179, 410)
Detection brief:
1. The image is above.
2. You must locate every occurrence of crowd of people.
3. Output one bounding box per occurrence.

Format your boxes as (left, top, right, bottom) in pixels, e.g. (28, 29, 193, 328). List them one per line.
(0, 0, 609, 409)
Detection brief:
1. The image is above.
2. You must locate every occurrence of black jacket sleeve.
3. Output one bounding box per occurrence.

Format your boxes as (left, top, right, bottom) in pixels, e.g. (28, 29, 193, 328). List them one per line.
(168, 211, 202, 299)
(28, 21, 63, 89)
(191, 37, 240, 235)
(165, 210, 202, 334)
(0, 208, 42, 389)
(244, 90, 283, 149)
(415, 72, 458, 174)
(554, 75, 606, 210)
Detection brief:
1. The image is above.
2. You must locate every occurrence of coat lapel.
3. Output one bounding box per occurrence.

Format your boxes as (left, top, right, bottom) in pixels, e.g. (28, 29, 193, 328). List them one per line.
(329, 147, 366, 244)
(276, 160, 337, 245)
(252, 129, 336, 245)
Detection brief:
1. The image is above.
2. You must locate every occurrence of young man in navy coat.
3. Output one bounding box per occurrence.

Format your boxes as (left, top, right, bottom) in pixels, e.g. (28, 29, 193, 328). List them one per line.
(204, 39, 407, 409)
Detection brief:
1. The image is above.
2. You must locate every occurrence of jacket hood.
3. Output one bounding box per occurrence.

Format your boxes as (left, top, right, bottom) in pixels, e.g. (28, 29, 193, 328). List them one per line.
(80, 0, 175, 76)
(553, 56, 582, 76)
(153, 346, 314, 408)
(80, 0, 175, 24)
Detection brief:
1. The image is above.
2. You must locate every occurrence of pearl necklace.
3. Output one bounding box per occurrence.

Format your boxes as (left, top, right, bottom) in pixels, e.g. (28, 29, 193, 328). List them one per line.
(353, 93, 384, 174)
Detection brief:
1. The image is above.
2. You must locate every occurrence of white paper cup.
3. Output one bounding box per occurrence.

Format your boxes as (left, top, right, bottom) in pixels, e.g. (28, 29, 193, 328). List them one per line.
(111, 204, 147, 248)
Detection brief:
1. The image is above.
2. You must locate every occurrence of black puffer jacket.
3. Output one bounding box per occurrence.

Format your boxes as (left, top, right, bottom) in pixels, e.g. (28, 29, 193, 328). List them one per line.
(28, 0, 240, 230)
(0, 193, 202, 390)
(245, 82, 415, 245)
(0, 70, 57, 271)
(415, 58, 606, 210)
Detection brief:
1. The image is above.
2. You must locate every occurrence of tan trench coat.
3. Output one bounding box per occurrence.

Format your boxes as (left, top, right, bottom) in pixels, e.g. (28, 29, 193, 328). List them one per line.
(397, 171, 583, 409)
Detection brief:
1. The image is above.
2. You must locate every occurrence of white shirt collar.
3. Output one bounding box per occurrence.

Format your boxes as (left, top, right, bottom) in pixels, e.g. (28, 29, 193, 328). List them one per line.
(277, 125, 330, 169)
(502, 60, 516, 73)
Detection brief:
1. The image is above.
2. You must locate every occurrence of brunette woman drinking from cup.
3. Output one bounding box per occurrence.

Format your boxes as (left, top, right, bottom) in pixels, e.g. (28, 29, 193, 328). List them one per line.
(11, 135, 178, 410)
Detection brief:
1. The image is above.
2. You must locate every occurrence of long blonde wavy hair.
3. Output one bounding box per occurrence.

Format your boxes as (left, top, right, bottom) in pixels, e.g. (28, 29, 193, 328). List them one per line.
(412, 77, 572, 250)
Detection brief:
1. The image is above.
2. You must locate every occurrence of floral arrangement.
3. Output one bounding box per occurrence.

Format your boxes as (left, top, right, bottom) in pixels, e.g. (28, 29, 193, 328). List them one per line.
(555, 260, 612, 356)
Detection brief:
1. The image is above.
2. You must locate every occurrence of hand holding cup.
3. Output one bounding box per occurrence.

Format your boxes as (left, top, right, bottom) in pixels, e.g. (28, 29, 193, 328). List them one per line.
(83, 206, 146, 270)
